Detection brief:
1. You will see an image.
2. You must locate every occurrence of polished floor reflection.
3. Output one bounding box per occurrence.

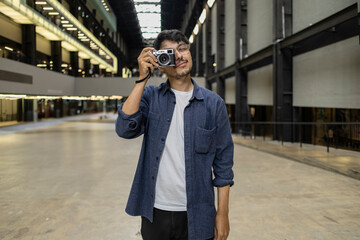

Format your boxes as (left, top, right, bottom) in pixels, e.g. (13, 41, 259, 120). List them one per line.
(0, 116, 359, 239)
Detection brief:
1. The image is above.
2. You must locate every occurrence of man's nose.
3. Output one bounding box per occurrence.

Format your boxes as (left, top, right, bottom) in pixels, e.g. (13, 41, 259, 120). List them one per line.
(175, 49, 182, 60)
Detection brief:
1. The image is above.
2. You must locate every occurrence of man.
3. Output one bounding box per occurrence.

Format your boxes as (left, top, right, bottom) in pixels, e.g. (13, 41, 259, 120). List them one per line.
(116, 30, 234, 240)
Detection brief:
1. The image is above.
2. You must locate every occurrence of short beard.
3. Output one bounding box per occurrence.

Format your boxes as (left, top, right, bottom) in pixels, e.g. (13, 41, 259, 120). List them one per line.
(174, 68, 191, 79)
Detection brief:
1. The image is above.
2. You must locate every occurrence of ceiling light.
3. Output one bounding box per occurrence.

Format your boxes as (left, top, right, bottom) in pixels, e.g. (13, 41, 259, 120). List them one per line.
(67, 27, 77, 30)
(199, 9, 206, 24)
(61, 20, 69, 23)
(4, 46, 13, 51)
(189, 35, 194, 44)
(36, 26, 61, 40)
(0, 94, 26, 98)
(193, 24, 199, 35)
(79, 52, 89, 58)
(43, 7, 53, 10)
(207, 0, 215, 8)
(134, 0, 160, 2)
(61, 41, 77, 51)
(0, 4, 32, 23)
(0, 0, 116, 73)
(62, 24, 73, 27)
(109, 96, 123, 100)
(48, 12, 59, 15)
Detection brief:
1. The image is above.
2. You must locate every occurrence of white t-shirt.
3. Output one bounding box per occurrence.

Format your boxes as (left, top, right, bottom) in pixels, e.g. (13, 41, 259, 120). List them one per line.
(154, 88, 193, 211)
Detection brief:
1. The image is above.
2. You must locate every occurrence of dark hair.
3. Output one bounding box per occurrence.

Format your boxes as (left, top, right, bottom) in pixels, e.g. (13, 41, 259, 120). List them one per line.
(153, 29, 189, 50)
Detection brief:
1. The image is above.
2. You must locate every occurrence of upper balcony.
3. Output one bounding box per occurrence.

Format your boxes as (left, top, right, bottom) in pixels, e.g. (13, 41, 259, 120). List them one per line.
(0, 0, 118, 73)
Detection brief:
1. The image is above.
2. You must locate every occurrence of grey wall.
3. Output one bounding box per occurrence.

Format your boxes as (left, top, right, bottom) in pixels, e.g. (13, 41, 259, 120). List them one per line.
(293, 37, 360, 109)
(202, 21, 207, 64)
(247, 0, 273, 55)
(225, 76, 235, 104)
(36, 34, 51, 56)
(248, 64, 273, 106)
(0, 57, 205, 97)
(75, 77, 205, 96)
(211, 82, 217, 94)
(224, 0, 236, 68)
(0, 13, 21, 44)
(211, 2, 217, 55)
(293, 0, 357, 33)
(0, 58, 75, 96)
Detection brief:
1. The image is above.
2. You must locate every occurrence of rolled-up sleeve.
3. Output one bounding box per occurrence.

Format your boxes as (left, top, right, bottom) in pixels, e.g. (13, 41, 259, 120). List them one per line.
(115, 104, 145, 139)
(212, 99, 234, 187)
(115, 87, 152, 139)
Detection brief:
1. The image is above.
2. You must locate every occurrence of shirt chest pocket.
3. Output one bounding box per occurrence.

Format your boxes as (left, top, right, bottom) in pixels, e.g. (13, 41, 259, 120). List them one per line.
(147, 111, 161, 139)
(195, 126, 216, 154)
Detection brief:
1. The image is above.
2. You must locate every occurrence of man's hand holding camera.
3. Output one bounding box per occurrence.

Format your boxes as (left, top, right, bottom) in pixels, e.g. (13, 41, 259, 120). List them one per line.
(137, 47, 158, 82)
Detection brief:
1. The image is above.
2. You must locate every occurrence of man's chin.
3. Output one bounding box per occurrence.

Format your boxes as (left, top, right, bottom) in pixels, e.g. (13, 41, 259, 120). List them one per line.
(174, 69, 191, 79)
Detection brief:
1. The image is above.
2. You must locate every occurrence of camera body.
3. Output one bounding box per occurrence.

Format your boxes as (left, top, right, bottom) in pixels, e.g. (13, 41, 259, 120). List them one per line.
(152, 49, 176, 67)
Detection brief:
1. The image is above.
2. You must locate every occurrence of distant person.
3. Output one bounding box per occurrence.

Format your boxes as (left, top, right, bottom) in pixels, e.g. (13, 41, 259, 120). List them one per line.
(328, 128, 334, 144)
(116, 30, 234, 240)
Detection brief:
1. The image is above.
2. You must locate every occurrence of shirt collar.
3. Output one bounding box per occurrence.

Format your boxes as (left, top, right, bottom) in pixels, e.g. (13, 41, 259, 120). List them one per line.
(161, 78, 204, 101)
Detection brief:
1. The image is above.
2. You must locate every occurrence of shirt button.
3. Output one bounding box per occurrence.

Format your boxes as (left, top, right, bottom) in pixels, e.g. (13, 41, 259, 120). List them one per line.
(167, 118, 170, 122)
(156, 157, 159, 160)
(152, 176, 155, 180)
(161, 138, 165, 142)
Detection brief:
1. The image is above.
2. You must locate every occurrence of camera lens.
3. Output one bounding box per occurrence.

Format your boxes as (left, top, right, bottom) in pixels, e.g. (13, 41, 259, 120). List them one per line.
(158, 53, 170, 65)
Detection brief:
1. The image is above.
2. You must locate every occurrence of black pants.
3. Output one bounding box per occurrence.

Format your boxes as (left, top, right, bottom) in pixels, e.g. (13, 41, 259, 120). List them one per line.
(141, 208, 213, 240)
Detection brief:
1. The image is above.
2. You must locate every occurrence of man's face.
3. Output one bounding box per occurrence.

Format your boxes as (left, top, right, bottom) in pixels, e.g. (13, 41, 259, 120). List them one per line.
(158, 40, 193, 79)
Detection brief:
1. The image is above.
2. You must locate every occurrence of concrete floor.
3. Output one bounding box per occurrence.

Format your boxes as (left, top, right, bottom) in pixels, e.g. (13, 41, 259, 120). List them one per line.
(0, 116, 360, 239)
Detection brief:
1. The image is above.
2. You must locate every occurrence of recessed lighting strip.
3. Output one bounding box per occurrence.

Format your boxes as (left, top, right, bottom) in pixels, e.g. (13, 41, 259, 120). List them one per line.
(0, 0, 117, 73)
(47, 0, 116, 66)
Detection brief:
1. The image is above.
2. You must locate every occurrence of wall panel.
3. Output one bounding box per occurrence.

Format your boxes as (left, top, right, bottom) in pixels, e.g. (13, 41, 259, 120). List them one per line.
(36, 34, 51, 56)
(225, 76, 235, 104)
(224, 0, 236, 67)
(247, 0, 273, 55)
(202, 21, 207, 63)
(62, 48, 70, 63)
(293, 37, 360, 109)
(212, 81, 217, 94)
(0, 58, 206, 97)
(248, 64, 273, 106)
(293, 0, 356, 33)
(79, 58, 84, 69)
(0, 14, 22, 43)
(0, 57, 74, 96)
(211, 3, 217, 55)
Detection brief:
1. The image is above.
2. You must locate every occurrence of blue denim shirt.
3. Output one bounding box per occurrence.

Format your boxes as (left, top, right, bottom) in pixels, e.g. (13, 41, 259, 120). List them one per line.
(115, 79, 234, 240)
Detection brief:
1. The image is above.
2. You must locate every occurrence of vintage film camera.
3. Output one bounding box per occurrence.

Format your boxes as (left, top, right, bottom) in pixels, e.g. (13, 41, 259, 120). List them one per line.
(152, 49, 176, 67)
